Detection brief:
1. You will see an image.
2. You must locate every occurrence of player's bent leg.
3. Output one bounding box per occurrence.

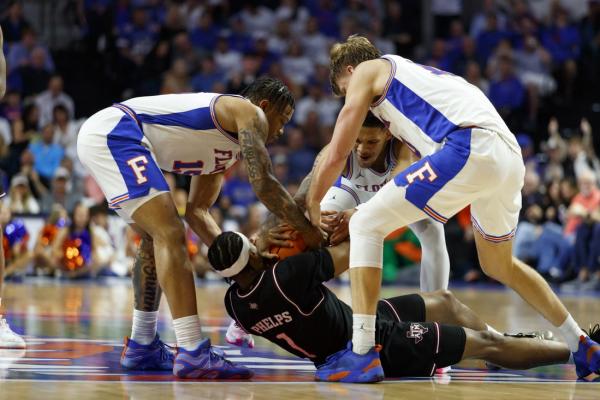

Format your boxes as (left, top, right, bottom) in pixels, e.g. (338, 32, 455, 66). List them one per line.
(131, 193, 252, 379)
(461, 328, 570, 369)
(409, 219, 450, 292)
(421, 290, 487, 331)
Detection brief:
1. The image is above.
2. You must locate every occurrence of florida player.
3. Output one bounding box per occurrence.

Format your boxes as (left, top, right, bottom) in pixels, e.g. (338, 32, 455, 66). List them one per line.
(77, 78, 323, 378)
(305, 35, 600, 381)
(207, 231, 580, 381)
(300, 111, 450, 292)
(0, 26, 25, 349)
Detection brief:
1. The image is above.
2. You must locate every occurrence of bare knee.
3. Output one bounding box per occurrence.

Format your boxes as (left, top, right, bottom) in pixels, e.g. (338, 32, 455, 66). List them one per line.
(435, 289, 459, 315)
(477, 330, 505, 348)
(479, 255, 514, 284)
(150, 221, 186, 249)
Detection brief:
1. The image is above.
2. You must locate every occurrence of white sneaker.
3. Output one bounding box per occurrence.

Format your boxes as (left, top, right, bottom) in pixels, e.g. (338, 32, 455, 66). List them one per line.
(0, 348, 26, 379)
(225, 320, 254, 348)
(0, 317, 26, 349)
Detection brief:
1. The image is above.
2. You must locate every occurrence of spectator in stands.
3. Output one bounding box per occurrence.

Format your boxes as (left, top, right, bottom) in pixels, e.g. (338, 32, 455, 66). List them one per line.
(4, 174, 39, 214)
(35, 75, 75, 128)
(238, 1, 274, 36)
(39, 167, 79, 214)
(89, 205, 117, 276)
(0, 1, 31, 43)
(219, 164, 257, 219)
(190, 56, 225, 92)
(14, 46, 51, 97)
(29, 123, 64, 186)
(52, 202, 100, 278)
(160, 58, 191, 94)
(7, 28, 54, 73)
(563, 206, 600, 292)
(281, 39, 314, 87)
(32, 204, 67, 275)
(564, 169, 600, 236)
(476, 13, 509, 66)
(189, 11, 220, 52)
(116, 7, 159, 66)
(214, 35, 242, 77)
(52, 104, 82, 167)
(541, 5, 580, 65)
(286, 127, 316, 183)
(488, 55, 525, 122)
(1, 205, 30, 278)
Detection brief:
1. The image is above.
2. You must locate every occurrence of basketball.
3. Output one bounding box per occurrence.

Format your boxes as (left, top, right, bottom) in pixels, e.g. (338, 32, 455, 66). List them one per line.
(269, 234, 307, 260)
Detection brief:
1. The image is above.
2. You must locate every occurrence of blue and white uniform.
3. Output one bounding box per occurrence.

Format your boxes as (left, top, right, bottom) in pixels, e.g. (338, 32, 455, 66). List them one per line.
(77, 93, 242, 222)
(321, 140, 450, 291)
(349, 55, 525, 269)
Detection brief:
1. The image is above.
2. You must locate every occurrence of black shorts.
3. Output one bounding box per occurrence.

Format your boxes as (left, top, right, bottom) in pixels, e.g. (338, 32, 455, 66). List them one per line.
(375, 294, 466, 377)
(377, 294, 426, 323)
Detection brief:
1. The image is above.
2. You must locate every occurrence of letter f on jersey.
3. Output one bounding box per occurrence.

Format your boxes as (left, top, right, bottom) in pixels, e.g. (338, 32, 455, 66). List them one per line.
(127, 156, 149, 184)
(406, 161, 438, 184)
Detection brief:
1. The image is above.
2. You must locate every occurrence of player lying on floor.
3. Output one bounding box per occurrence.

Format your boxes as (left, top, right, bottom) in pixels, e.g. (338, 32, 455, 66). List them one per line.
(207, 231, 595, 381)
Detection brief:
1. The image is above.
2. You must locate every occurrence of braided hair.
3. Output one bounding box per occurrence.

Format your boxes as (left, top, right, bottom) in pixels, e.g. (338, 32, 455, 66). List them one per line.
(241, 76, 295, 113)
(207, 232, 246, 275)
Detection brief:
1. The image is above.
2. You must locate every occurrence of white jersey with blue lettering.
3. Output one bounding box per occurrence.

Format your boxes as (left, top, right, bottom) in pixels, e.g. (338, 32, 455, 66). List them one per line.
(321, 140, 397, 211)
(369, 54, 520, 158)
(77, 92, 243, 220)
(120, 93, 241, 175)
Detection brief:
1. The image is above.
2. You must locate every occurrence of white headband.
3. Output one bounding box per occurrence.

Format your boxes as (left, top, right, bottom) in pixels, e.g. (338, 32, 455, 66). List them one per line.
(215, 232, 251, 278)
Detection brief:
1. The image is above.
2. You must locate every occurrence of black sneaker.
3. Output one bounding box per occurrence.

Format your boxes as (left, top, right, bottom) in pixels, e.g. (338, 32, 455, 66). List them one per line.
(504, 330, 555, 341)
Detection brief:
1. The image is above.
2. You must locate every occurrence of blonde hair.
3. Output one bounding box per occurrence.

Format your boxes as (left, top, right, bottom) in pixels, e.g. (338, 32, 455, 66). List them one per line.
(329, 35, 381, 95)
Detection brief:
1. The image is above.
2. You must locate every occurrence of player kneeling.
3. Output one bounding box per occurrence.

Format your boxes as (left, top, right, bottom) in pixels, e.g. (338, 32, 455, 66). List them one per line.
(208, 232, 582, 382)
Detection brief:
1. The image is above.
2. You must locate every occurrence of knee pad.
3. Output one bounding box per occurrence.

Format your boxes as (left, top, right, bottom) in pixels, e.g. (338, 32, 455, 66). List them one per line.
(349, 208, 386, 269)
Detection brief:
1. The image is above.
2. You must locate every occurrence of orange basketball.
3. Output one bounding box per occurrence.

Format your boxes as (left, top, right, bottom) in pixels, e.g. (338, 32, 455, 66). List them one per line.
(269, 235, 307, 260)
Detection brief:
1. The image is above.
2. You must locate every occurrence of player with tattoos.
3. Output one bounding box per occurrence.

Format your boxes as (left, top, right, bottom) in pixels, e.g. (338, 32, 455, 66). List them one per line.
(77, 78, 322, 378)
(0, 26, 26, 349)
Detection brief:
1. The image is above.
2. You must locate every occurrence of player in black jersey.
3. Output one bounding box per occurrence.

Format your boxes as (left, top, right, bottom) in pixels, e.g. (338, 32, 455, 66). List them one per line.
(208, 231, 571, 379)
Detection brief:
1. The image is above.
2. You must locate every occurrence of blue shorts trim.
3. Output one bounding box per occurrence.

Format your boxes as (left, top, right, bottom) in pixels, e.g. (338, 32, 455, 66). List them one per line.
(471, 217, 516, 243)
(394, 128, 472, 219)
(332, 176, 360, 206)
(106, 114, 169, 208)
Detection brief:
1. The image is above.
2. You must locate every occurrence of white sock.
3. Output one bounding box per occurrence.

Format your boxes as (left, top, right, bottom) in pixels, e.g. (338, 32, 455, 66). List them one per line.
(486, 324, 502, 335)
(352, 314, 376, 355)
(131, 309, 158, 345)
(172, 315, 203, 351)
(558, 314, 586, 352)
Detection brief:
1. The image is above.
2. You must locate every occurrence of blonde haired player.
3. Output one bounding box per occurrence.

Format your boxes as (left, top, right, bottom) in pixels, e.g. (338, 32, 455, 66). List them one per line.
(306, 35, 600, 382)
(0, 26, 26, 349)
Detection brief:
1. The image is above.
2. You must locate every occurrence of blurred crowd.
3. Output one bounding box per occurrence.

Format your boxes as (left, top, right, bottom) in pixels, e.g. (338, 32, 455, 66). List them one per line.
(0, 0, 598, 289)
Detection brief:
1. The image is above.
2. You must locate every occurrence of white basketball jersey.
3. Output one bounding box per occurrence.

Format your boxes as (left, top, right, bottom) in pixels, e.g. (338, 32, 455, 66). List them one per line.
(321, 140, 397, 211)
(120, 93, 241, 175)
(369, 55, 520, 158)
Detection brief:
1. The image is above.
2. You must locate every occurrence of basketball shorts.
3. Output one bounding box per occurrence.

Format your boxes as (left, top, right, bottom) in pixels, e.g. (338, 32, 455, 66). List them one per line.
(77, 104, 169, 223)
(374, 294, 465, 377)
(353, 128, 525, 244)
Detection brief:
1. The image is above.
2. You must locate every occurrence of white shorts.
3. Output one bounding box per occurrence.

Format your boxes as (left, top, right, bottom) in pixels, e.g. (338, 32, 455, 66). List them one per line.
(77, 105, 169, 223)
(353, 128, 525, 242)
(321, 177, 363, 212)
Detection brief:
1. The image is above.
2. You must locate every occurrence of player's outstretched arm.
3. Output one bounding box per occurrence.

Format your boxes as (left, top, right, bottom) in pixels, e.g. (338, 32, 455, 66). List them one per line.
(234, 102, 324, 248)
(185, 173, 225, 246)
(305, 62, 379, 227)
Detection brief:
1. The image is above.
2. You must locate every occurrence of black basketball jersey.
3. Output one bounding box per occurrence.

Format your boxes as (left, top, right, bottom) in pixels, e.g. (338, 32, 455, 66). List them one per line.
(225, 249, 352, 366)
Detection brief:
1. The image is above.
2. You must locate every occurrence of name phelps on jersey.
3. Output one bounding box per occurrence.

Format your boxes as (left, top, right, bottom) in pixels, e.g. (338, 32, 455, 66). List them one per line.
(250, 311, 293, 334)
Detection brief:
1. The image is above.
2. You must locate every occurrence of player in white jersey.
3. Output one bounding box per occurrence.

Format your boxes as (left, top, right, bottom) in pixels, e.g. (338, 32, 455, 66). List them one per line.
(305, 36, 600, 382)
(0, 26, 26, 349)
(303, 111, 450, 292)
(77, 78, 323, 379)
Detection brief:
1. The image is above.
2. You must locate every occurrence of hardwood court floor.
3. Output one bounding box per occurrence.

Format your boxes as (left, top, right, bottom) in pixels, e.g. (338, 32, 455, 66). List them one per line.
(0, 279, 599, 399)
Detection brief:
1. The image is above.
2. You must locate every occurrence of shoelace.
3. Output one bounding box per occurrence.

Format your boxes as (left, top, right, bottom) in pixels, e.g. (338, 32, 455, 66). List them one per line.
(584, 324, 600, 340)
(158, 342, 175, 361)
(209, 347, 235, 367)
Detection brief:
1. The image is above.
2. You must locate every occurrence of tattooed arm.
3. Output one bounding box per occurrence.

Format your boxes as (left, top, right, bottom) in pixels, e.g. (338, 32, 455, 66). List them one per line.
(131, 232, 161, 312)
(235, 104, 323, 248)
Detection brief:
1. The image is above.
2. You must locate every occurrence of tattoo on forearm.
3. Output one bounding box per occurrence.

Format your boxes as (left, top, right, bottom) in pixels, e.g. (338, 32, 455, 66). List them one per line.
(132, 237, 162, 311)
(239, 115, 314, 234)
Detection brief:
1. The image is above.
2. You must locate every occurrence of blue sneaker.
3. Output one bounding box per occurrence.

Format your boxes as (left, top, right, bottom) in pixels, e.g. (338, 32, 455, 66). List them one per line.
(573, 334, 600, 378)
(120, 335, 174, 371)
(315, 341, 384, 383)
(173, 338, 253, 379)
